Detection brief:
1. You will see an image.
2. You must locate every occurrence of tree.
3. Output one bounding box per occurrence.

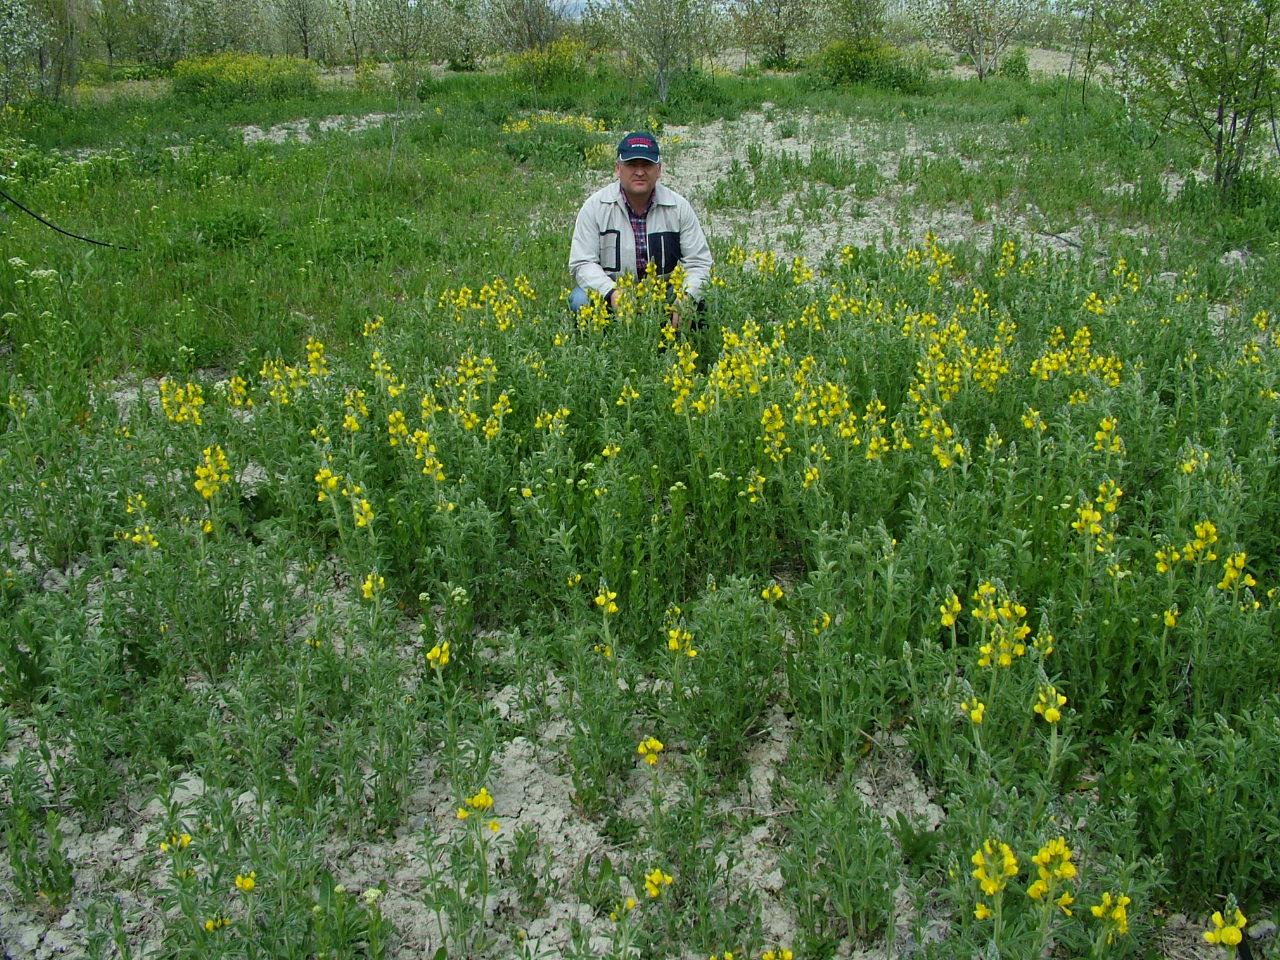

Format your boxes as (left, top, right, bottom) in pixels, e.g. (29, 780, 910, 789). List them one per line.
(825, 0, 884, 43)
(732, 0, 815, 68)
(914, 0, 1042, 79)
(334, 0, 370, 62)
(1, 0, 46, 104)
(1112, 0, 1278, 196)
(88, 0, 130, 78)
(603, 0, 713, 103)
(32, 0, 89, 98)
(431, 0, 490, 68)
(368, 0, 428, 61)
(128, 0, 186, 65)
(484, 0, 566, 52)
(273, 0, 329, 58)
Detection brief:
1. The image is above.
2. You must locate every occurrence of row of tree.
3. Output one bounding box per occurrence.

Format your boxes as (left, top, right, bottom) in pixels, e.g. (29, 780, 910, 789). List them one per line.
(1, 0, 1043, 98)
(2, 0, 560, 95)
(2, 0, 1276, 195)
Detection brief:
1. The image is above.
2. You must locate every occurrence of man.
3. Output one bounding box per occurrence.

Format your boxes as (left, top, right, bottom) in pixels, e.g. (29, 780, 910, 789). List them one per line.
(569, 131, 713, 325)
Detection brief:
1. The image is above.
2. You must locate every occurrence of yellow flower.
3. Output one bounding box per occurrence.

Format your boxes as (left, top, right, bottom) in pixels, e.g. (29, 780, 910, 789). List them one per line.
(159, 831, 192, 853)
(235, 871, 256, 892)
(466, 787, 494, 811)
(1163, 607, 1178, 628)
(194, 445, 231, 500)
(1205, 908, 1247, 946)
(361, 572, 385, 600)
(974, 902, 992, 920)
(353, 498, 375, 528)
(1021, 407, 1046, 432)
(637, 736, 665, 766)
(761, 582, 784, 603)
(939, 591, 962, 627)
(594, 587, 619, 616)
(971, 839, 1018, 896)
(609, 895, 639, 922)
(314, 466, 341, 502)
(644, 867, 673, 898)
(1217, 552, 1255, 591)
(427, 642, 450, 669)
(159, 378, 205, 425)
(1093, 416, 1124, 454)
(960, 698, 985, 724)
(1090, 891, 1132, 942)
(666, 627, 697, 657)
(1034, 685, 1067, 724)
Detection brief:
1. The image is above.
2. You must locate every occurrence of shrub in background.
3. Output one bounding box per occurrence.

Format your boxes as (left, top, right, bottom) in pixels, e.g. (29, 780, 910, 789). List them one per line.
(171, 53, 317, 105)
(998, 45, 1030, 80)
(354, 61, 388, 94)
(812, 38, 930, 92)
(391, 61, 437, 101)
(507, 37, 589, 91)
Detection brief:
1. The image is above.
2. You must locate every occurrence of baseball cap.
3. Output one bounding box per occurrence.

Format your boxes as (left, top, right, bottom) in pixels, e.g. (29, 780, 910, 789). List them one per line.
(617, 131, 661, 164)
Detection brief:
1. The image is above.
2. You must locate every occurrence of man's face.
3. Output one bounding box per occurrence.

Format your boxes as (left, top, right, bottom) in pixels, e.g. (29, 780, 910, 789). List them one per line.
(616, 158, 660, 198)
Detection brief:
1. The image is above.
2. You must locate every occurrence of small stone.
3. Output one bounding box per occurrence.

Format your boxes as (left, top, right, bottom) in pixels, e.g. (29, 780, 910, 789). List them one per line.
(1249, 919, 1277, 941)
(1218, 249, 1249, 268)
(41, 929, 72, 953)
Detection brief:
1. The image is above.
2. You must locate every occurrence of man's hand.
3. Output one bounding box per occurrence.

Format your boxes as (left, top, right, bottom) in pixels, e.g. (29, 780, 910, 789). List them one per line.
(607, 289, 618, 309)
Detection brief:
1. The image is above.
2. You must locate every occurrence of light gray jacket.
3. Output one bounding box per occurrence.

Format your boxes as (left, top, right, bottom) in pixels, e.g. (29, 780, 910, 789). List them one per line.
(569, 181, 713, 301)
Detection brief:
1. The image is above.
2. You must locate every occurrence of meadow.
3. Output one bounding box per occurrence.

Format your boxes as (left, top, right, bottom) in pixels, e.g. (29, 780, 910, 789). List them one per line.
(2, 56, 1280, 959)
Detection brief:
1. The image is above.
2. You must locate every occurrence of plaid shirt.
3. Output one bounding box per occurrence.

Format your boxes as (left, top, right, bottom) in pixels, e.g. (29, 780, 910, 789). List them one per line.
(621, 186, 653, 276)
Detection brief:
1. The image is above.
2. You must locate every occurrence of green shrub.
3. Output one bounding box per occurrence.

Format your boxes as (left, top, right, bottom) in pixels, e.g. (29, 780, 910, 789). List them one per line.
(812, 39, 929, 93)
(507, 37, 588, 91)
(998, 45, 1030, 81)
(1104, 709, 1280, 904)
(171, 53, 317, 105)
(354, 61, 388, 94)
(391, 60, 437, 101)
(500, 110, 607, 169)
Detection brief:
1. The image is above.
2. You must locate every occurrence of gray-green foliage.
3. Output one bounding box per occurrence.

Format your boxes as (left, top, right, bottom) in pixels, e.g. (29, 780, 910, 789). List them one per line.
(824, 0, 887, 43)
(732, 0, 818, 69)
(597, 0, 720, 102)
(483, 0, 567, 53)
(0, 0, 45, 104)
(1111, 0, 1279, 195)
(912, 0, 1044, 79)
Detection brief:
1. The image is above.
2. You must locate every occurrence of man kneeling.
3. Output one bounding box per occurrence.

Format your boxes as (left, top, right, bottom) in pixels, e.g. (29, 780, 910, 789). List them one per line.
(568, 131, 713, 327)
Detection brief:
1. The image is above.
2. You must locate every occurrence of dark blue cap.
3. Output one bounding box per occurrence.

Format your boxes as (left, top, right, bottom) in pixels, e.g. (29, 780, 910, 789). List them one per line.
(617, 131, 661, 163)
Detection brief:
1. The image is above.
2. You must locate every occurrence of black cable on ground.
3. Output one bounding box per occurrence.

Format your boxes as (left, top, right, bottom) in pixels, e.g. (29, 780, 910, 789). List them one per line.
(0, 184, 138, 251)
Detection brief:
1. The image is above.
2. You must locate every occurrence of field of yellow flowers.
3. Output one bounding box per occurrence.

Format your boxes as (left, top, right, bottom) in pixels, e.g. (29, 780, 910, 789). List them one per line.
(6, 233, 1279, 957)
(3, 74, 1280, 960)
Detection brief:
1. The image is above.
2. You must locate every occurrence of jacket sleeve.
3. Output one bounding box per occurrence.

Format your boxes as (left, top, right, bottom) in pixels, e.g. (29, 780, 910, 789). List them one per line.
(677, 198, 713, 301)
(569, 199, 616, 298)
